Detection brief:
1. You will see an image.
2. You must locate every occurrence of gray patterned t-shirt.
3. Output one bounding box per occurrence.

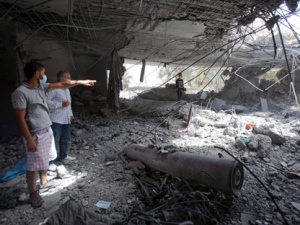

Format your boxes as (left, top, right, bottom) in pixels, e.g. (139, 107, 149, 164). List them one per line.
(11, 82, 52, 132)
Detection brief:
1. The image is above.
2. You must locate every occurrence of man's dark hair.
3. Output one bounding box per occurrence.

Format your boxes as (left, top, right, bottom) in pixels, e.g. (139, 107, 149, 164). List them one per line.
(23, 61, 45, 79)
(57, 70, 68, 82)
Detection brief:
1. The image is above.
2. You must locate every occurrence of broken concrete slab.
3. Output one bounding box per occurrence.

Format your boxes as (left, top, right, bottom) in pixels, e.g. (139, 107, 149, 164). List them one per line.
(241, 211, 258, 225)
(254, 124, 286, 145)
(0, 176, 22, 188)
(291, 202, 300, 211)
(248, 134, 272, 159)
(213, 121, 227, 128)
(198, 91, 208, 100)
(211, 98, 226, 111)
(43, 191, 62, 211)
(253, 112, 275, 117)
(260, 97, 269, 112)
(224, 127, 239, 137)
(29, 217, 45, 225)
(222, 104, 248, 113)
(267, 102, 284, 113)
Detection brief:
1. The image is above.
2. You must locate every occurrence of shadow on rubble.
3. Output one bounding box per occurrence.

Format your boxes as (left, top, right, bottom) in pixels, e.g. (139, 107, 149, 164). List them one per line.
(118, 142, 243, 225)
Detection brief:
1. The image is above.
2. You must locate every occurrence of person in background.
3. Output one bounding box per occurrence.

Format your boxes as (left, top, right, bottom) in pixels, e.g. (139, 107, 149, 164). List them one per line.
(11, 61, 96, 207)
(46, 71, 76, 163)
(175, 72, 184, 101)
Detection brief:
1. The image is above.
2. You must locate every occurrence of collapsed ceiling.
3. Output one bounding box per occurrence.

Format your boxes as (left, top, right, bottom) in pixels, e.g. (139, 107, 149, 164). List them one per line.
(0, 0, 299, 70)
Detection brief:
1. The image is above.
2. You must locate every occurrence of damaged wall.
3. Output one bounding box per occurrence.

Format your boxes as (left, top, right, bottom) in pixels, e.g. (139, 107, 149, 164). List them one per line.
(217, 66, 300, 105)
(0, 21, 108, 136)
(0, 21, 19, 137)
(16, 22, 72, 82)
(69, 56, 107, 97)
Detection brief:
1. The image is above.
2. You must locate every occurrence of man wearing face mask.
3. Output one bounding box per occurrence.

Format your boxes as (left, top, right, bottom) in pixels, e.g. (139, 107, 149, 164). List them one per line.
(46, 71, 76, 162)
(11, 61, 96, 208)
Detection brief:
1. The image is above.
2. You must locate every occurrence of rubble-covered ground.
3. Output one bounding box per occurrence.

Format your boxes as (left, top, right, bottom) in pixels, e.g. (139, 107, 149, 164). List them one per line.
(1, 88, 300, 225)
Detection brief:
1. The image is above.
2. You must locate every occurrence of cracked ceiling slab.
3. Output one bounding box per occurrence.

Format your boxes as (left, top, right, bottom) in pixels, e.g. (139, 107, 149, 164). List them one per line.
(0, 0, 299, 68)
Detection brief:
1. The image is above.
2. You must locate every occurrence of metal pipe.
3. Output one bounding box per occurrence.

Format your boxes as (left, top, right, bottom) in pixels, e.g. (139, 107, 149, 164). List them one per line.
(84, 0, 97, 38)
(75, 0, 92, 37)
(124, 144, 244, 196)
(274, 14, 293, 82)
(24, 11, 41, 31)
(72, 7, 85, 35)
(48, 12, 67, 39)
(94, 0, 104, 27)
(32, 10, 55, 37)
(140, 59, 146, 82)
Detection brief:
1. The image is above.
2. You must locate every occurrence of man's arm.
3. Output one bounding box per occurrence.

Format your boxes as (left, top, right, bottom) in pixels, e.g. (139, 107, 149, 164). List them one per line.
(68, 89, 75, 122)
(14, 109, 37, 152)
(48, 80, 96, 91)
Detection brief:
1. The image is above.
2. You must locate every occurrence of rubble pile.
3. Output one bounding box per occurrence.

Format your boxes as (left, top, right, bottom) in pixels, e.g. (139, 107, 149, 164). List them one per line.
(0, 96, 300, 224)
(138, 87, 196, 102)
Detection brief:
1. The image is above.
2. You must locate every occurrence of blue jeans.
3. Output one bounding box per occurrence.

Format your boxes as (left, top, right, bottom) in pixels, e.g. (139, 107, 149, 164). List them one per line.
(177, 88, 183, 101)
(51, 122, 70, 160)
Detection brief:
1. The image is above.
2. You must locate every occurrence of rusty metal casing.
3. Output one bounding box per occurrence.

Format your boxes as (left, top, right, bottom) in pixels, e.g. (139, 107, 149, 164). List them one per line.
(124, 144, 244, 196)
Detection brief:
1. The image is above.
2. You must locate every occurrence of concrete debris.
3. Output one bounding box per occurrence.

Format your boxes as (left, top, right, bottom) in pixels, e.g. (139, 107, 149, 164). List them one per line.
(291, 202, 300, 211)
(253, 112, 275, 117)
(126, 161, 145, 170)
(224, 126, 239, 137)
(43, 191, 62, 211)
(212, 98, 226, 111)
(222, 104, 249, 113)
(213, 121, 227, 128)
(241, 211, 258, 225)
(248, 134, 272, 159)
(280, 161, 288, 167)
(240, 151, 249, 162)
(56, 165, 68, 178)
(0, 177, 22, 188)
(292, 163, 300, 172)
(0, 97, 299, 225)
(260, 97, 269, 112)
(235, 137, 247, 150)
(253, 124, 286, 145)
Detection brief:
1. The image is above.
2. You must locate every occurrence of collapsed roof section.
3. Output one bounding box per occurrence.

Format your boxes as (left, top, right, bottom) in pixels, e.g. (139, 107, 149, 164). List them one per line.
(0, 0, 298, 69)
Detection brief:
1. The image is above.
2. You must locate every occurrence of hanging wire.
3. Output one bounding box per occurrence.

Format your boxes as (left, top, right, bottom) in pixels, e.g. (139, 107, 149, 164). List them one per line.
(0, 0, 19, 24)
(264, 65, 300, 91)
(67, 0, 76, 70)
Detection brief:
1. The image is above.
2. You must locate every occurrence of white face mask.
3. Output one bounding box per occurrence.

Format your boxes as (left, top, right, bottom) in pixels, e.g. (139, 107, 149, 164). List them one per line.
(39, 75, 47, 85)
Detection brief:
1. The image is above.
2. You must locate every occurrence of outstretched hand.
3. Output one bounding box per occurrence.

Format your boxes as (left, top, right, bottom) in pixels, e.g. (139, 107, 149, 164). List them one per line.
(82, 80, 96, 86)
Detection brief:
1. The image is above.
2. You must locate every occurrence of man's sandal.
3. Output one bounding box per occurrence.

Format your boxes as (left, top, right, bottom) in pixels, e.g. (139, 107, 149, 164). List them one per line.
(29, 190, 44, 207)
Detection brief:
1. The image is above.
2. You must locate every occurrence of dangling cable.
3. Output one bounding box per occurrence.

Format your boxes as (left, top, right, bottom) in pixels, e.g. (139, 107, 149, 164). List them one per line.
(275, 15, 300, 110)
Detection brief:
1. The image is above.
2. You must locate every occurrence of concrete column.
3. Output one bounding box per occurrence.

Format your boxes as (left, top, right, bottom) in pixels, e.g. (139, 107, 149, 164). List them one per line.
(0, 53, 20, 136)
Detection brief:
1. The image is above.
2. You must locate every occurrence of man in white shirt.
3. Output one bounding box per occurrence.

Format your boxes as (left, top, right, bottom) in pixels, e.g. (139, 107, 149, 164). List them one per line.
(46, 71, 76, 162)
